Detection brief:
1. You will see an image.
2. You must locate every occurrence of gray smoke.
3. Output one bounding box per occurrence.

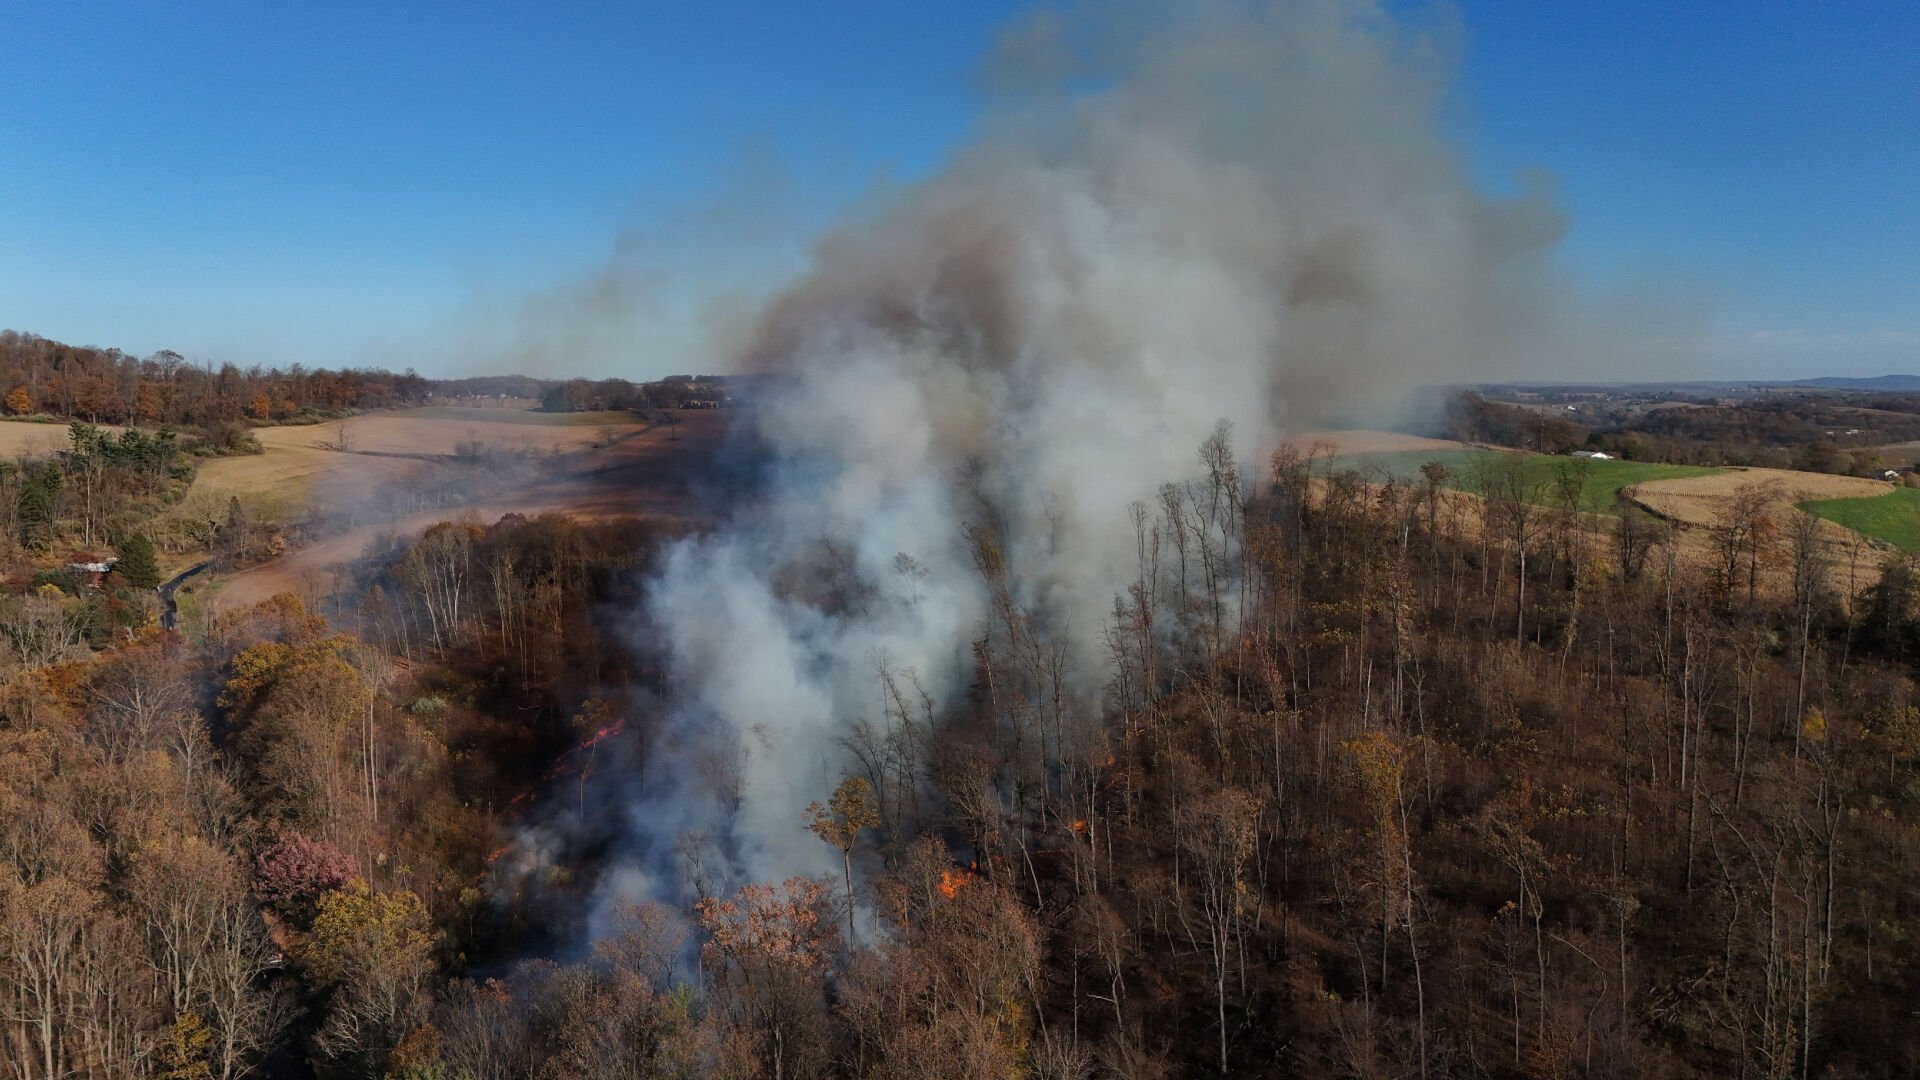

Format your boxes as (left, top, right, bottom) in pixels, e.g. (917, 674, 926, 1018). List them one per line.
(584, 0, 1623, 907)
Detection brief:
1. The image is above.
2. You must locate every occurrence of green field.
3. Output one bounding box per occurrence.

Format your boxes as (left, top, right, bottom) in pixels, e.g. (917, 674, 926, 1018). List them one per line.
(1799, 486, 1920, 551)
(1338, 449, 1724, 514)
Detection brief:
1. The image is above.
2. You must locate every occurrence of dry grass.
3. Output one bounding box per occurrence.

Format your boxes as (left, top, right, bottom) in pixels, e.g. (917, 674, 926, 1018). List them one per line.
(197, 410, 647, 502)
(203, 411, 722, 611)
(251, 412, 625, 455)
(1867, 440, 1920, 469)
(0, 419, 114, 457)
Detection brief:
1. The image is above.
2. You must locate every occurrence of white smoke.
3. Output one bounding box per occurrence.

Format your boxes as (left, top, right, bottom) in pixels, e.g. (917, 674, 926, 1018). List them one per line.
(597, 0, 1615, 902)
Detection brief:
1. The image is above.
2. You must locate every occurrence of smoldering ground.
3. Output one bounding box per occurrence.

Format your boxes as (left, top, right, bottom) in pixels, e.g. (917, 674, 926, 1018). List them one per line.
(491, 0, 1703, 938)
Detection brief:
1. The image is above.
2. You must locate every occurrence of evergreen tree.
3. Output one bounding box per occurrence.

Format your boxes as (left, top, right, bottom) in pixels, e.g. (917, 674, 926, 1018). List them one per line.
(17, 464, 59, 548)
(218, 495, 252, 566)
(114, 530, 162, 590)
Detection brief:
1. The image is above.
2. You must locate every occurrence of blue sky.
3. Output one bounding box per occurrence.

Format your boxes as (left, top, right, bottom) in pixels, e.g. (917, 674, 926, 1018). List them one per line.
(1, 1, 1914, 379)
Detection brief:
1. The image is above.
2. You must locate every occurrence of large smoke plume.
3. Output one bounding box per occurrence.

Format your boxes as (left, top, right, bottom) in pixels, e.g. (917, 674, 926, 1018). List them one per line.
(566, 0, 1619, 911)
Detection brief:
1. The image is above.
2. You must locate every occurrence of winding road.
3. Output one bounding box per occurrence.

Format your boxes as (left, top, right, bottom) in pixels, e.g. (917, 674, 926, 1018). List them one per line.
(158, 562, 211, 631)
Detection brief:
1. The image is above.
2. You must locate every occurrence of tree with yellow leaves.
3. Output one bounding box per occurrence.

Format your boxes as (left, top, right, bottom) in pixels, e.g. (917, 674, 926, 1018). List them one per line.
(302, 878, 437, 1071)
(220, 632, 374, 837)
(807, 775, 879, 947)
(152, 1010, 214, 1080)
(1341, 728, 1430, 1076)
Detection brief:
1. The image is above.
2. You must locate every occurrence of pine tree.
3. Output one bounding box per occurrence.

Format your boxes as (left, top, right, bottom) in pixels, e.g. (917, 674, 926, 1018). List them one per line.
(17, 465, 59, 548)
(114, 530, 163, 590)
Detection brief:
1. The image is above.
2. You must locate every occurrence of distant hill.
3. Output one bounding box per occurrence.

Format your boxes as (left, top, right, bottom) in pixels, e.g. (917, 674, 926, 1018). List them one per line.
(1784, 374, 1920, 391)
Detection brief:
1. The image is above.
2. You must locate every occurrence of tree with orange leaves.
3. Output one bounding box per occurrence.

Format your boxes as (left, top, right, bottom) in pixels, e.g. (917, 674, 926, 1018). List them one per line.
(694, 877, 838, 1080)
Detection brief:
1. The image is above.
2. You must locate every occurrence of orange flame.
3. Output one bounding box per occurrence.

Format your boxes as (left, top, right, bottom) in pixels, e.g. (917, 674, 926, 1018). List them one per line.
(483, 845, 510, 865)
(1070, 818, 1089, 836)
(578, 717, 626, 751)
(937, 867, 974, 899)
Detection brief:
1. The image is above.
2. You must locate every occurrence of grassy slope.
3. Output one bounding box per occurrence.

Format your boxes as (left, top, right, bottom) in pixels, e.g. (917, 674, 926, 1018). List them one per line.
(1800, 486, 1920, 551)
(1340, 449, 1723, 514)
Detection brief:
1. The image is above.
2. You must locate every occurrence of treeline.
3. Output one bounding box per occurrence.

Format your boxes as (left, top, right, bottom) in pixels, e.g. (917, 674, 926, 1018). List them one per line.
(537, 374, 744, 414)
(1443, 391, 1911, 474)
(1632, 394, 1920, 450)
(2, 330, 744, 428)
(1, 331, 435, 426)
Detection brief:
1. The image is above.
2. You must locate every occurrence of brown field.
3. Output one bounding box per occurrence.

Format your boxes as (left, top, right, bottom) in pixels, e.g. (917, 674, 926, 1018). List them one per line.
(1867, 441, 1920, 469)
(0, 419, 117, 457)
(1274, 429, 1469, 456)
(194, 409, 651, 507)
(1626, 466, 1888, 527)
(251, 412, 629, 454)
(202, 410, 725, 611)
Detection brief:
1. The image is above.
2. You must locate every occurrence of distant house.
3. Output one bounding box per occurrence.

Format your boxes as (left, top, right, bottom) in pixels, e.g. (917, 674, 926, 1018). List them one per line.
(64, 557, 116, 591)
(1570, 450, 1613, 460)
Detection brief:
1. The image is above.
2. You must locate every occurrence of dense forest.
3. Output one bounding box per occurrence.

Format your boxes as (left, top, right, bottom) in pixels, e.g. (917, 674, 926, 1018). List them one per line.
(6, 419, 1920, 1076)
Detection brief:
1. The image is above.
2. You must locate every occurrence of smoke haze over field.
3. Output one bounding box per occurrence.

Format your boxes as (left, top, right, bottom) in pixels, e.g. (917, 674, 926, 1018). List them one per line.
(566, 0, 1672, 909)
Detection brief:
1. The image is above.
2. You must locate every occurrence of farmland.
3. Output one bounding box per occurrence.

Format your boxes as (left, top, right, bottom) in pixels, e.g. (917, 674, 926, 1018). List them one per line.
(203, 409, 722, 610)
(195, 408, 648, 504)
(0, 418, 117, 457)
(1799, 486, 1920, 551)
(1628, 467, 1889, 527)
(1337, 447, 1724, 514)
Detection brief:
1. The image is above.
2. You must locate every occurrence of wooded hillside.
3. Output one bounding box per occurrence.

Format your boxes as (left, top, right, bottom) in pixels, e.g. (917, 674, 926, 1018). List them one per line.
(5, 433, 1920, 1077)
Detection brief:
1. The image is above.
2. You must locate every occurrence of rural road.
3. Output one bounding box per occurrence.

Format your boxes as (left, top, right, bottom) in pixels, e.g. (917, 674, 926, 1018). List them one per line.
(158, 562, 211, 630)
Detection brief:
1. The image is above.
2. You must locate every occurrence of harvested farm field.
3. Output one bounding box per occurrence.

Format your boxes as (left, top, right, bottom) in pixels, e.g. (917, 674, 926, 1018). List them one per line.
(1867, 440, 1920, 470)
(250, 410, 631, 455)
(197, 409, 650, 500)
(1627, 467, 1889, 528)
(202, 409, 726, 610)
(0, 418, 115, 456)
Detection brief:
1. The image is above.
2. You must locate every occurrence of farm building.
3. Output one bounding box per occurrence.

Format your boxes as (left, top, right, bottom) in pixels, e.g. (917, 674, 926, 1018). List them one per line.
(1569, 450, 1613, 460)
